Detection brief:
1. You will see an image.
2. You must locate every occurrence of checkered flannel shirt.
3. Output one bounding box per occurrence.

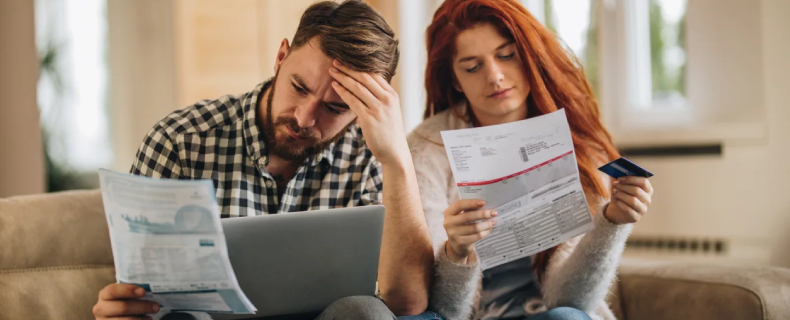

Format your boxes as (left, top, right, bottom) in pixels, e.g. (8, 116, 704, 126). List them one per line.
(130, 81, 383, 217)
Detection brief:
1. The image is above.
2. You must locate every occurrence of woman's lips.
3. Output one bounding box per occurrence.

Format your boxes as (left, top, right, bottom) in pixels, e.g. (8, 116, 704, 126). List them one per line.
(489, 88, 513, 99)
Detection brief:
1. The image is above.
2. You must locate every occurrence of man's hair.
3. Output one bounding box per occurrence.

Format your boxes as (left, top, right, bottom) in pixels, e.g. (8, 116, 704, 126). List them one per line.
(291, 0, 399, 82)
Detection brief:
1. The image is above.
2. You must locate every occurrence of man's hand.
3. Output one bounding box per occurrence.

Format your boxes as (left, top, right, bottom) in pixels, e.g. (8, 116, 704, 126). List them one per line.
(93, 283, 160, 320)
(330, 60, 433, 315)
(329, 60, 409, 166)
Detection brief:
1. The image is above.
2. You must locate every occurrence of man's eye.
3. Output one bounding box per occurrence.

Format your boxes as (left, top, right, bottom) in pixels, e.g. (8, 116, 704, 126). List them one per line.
(325, 105, 345, 115)
(292, 83, 307, 96)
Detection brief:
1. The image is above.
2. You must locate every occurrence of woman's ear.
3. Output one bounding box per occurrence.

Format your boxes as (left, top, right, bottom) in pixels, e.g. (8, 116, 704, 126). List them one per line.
(452, 75, 463, 93)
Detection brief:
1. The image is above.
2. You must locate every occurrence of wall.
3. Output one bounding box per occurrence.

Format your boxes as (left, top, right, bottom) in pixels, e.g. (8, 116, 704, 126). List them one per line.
(109, 0, 406, 171)
(762, 0, 790, 266)
(0, 0, 46, 197)
(108, 0, 178, 172)
(172, 0, 403, 111)
(625, 0, 790, 266)
(173, 0, 318, 107)
(104, 0, 789, 266)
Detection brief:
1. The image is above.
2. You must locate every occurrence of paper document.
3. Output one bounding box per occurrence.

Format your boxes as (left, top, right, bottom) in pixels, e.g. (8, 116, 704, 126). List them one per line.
(440, 109, 594, 270)
(98, 169, 256, 314)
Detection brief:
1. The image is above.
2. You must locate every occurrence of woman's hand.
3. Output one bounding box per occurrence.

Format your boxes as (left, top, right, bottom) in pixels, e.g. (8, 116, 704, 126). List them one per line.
(604, 176, 654, 225)
(329, 60, 409, 166)
(443, 199, 498, 264)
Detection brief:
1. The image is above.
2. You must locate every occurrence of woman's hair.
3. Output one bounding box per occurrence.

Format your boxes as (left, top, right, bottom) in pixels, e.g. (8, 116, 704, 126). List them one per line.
(425, 0, 620, 279)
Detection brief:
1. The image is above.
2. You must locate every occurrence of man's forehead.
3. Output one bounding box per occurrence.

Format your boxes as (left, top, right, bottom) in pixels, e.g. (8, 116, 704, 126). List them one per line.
(287, 71, 344, 103)
(288, 38, 331, 63)
(289, 39, 387, 80)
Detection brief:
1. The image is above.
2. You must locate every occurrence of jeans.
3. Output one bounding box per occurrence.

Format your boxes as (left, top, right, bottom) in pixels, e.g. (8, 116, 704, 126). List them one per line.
(398, 311, 444, 320)
(314, 296, 443, 320)
(160, 296, 444, 320)
(524, 307, 592, 320)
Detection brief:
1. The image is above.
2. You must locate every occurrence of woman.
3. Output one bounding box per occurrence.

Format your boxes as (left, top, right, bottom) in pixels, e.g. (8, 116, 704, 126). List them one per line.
(407, 1, 654, 319)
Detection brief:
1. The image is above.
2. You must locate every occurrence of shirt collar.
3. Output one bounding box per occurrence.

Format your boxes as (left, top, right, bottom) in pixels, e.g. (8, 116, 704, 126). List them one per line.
(242, 81, 270, 165)
(311, 139, 337, 167)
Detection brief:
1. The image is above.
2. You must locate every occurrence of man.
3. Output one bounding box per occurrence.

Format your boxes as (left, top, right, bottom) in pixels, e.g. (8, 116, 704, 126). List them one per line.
(91, 1, 434, 319)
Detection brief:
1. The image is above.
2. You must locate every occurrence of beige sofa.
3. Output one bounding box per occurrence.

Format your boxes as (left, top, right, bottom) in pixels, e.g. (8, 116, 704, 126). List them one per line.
(1, 190, 789, 320)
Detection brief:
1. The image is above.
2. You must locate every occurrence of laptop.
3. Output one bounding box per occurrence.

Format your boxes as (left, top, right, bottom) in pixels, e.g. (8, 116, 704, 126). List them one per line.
(209, 205, 385, 319)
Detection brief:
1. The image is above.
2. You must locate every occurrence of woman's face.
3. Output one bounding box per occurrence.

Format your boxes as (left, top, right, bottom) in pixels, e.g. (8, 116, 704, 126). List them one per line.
(453, 23, 530, 126)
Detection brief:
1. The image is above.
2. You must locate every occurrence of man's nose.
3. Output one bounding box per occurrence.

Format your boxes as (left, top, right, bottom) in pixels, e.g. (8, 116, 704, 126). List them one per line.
(293, 100, 319, 128)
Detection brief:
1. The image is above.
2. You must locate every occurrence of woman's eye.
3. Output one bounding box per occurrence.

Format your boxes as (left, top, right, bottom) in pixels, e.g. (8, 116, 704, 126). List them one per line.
(499, 52, 516, 60)
(465, 64, 480, 73)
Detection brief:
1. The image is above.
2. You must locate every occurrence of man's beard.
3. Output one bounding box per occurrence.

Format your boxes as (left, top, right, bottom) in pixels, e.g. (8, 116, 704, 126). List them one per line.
(262, 73, 349, 163)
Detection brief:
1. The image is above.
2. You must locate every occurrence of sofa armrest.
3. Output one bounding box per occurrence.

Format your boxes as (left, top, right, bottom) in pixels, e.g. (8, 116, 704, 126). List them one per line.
(0, 189, 112, 269)
(611, 259, 790, 320)
(0, 190, 115, 319)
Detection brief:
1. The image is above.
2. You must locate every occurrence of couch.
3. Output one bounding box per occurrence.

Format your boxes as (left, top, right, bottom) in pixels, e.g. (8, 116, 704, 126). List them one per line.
(2, 190, 789, 319)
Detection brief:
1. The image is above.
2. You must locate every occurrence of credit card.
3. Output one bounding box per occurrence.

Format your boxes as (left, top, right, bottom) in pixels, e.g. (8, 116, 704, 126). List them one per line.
(598, 157, 654, 179)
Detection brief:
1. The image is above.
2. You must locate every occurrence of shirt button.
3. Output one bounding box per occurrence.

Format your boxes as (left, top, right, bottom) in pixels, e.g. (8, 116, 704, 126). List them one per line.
(265, 180, 273, 188)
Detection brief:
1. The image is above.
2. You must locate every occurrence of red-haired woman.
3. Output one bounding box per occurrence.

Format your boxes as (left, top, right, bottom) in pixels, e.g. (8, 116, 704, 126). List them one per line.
(407, 0, 654, 319)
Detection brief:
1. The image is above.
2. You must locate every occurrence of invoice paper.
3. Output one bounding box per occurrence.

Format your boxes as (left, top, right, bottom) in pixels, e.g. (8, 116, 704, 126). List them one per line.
(98, 169, 256, 314)
(440, 109, 594, 270)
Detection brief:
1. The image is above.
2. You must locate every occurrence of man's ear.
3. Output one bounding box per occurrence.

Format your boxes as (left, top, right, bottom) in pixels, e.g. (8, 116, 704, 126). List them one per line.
(275, 38, 291, 74)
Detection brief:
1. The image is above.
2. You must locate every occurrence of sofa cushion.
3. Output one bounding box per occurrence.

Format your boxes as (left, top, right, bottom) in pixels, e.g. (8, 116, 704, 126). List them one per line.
(0, 190, 113, 269)
(615, 260, 790, 320)
(0, 265, 115, 319)
(0, 190, 115, 319)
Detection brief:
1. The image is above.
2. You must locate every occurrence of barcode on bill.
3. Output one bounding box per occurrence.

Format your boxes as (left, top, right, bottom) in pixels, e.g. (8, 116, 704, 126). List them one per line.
(520, 146, 528, 162)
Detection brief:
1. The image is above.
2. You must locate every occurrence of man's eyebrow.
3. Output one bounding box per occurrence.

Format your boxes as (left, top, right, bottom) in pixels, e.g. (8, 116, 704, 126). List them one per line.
(291, 74, 312, 94)
(326, 101, 350, 110)
(291, 74, 349, 110)
(457, 40, 516, 63)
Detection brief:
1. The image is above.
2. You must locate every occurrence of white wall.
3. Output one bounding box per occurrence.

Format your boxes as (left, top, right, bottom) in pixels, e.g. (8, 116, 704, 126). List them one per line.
(625, 0, 790, 266)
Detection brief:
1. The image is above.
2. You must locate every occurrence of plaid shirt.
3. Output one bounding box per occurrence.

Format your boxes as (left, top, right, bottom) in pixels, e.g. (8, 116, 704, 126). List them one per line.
(130, 81, 383, 217)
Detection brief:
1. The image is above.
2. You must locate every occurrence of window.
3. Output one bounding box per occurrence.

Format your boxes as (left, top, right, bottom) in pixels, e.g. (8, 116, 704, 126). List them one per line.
(403, 0, 763, 145)
(35, 0, 111, 190)
(522, 0, 599, 94)
(600, 0, 695, 135)
(525, 0, 688, 111)
(622, 0, 688, 112)
(647, 0, 687, 109)
(601, 0, 765, 145)
(524, 0, 695, 134)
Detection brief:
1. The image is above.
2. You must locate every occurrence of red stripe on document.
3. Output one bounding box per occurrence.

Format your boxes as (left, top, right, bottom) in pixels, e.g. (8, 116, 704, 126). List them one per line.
(456, 150, 574, 187)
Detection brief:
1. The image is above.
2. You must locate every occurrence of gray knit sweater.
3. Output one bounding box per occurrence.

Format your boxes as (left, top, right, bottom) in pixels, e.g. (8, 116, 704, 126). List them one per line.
(407, 110, 633, 320)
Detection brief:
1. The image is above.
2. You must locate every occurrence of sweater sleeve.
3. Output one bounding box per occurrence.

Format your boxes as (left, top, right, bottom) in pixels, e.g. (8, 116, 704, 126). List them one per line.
(408, 133, 482, 320)
(431, 245, 482, 320)
(540, 202, 633, 314)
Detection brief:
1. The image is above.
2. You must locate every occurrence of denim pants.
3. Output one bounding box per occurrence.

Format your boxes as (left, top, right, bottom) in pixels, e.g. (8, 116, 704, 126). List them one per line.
(524, 307, 592, 320)
(399, 306, 590, 320)
(159, 296, 443, 320)
(160, 301, 586, 320)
